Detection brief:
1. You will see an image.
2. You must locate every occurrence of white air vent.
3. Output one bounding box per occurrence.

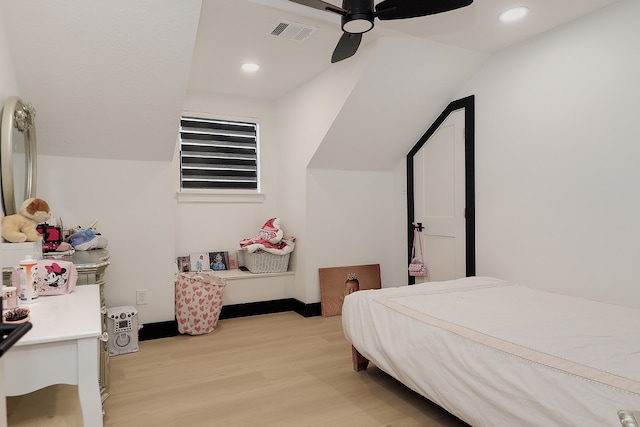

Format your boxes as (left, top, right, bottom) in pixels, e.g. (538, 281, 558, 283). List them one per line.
(269, 19, 318, 42)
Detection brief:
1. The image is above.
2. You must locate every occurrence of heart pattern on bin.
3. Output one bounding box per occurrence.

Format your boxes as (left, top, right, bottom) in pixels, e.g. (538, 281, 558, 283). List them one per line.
(175, 273, 226, 335)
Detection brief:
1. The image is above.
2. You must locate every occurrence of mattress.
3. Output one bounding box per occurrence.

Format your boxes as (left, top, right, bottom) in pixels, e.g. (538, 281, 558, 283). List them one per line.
(342, 276, 640, 427)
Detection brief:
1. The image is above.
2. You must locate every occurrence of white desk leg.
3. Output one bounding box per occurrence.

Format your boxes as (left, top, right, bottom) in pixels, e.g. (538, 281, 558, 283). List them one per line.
(0, 359, 6, 427)
(77, 338, 103, 427)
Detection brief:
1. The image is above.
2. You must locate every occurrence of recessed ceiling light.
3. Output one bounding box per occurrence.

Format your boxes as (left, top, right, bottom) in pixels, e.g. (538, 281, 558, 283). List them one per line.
(499, 7, 528, 22)
(242, 63, 260, 72)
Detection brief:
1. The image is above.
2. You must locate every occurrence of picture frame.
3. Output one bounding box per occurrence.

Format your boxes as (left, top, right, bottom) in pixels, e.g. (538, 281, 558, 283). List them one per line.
(319, 264, 381, 317)
(209, 251, 230, 271)
(228, 252, 238, 270)
(190, 253, 211, 272)
(177, 256, 191, 272)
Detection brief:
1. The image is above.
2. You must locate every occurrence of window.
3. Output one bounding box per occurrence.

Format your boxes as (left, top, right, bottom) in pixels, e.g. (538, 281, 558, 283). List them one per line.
(179, 116, 259, 191)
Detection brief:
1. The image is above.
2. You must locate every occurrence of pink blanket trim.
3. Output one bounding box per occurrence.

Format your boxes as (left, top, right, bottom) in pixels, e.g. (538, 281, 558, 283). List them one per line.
(375, 283, 640, 395)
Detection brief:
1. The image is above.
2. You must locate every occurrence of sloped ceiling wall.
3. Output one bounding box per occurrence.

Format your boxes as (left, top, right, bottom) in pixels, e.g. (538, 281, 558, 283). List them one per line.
(2, 0, 485, 170)
(0, 0, 623, 171)
(308, 36, 487, 172)
(0, 0, 201, 161)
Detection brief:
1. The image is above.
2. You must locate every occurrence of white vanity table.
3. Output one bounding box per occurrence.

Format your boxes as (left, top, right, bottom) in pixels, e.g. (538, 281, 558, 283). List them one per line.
(3, 248, 111, 402)
(3, 285, 103, 426)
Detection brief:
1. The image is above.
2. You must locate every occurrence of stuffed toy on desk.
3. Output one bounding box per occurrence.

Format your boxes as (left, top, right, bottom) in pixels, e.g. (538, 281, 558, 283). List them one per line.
(2, 197, 51, 243)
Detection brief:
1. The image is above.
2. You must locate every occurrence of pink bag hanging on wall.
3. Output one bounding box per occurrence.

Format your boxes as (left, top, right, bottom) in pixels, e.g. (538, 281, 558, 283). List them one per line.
(408, 229, 427, 277)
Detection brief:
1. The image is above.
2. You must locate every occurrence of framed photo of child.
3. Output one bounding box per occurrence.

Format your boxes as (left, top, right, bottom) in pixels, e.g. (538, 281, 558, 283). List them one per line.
(209, 251, 230, 271)
(190, 253, 211, 272)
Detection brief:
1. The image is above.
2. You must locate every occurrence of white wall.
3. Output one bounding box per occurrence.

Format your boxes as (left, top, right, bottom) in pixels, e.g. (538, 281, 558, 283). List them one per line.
(179, 59, 408, 307)
(175, 92, 300, 307)
(2, 5, 180, 323)
(306, 168, 397, 301)
(0, 3, 192, 325)
(24, 88, 297, 325)
(3, 0, 639, 324)
(0, 6, 18, 110)
(459, 0, 640, 307)
(179, 59, 411, 307)
(36, 155, 177, 323)
(176, 92, 283, 256)
(275, 58, 373, 303)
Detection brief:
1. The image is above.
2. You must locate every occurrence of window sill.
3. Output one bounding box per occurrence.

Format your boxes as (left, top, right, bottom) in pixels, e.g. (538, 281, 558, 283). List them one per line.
(209, 269, 294, 280)
(177, 191, 265, 203)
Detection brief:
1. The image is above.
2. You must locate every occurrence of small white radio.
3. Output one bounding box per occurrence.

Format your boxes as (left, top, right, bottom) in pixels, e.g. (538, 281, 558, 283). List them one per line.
(106, 306, 139, 356)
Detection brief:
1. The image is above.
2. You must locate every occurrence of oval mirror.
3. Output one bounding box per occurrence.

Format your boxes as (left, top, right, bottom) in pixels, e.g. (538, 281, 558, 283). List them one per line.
(1, 96, 37, 216)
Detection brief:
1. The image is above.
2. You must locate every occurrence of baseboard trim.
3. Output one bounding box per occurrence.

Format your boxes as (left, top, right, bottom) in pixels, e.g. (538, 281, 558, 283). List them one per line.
(220, 298, 293, 319)
(292, 300, 321, 318)
(138, 320, 178, 341)
(138, 298, 321, 341)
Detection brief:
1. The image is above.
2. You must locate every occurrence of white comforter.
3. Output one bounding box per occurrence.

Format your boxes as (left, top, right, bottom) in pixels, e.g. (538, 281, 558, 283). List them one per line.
(342, 276, 640, 427)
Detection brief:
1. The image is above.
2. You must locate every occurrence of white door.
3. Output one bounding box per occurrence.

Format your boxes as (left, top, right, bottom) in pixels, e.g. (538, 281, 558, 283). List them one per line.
(413, 108, 466, 282)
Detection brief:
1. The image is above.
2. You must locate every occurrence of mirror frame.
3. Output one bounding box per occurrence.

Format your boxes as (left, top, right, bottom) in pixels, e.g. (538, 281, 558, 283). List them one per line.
(1, 96, 37, 216)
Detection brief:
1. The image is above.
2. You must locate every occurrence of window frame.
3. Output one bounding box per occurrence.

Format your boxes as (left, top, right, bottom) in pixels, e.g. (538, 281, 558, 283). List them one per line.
(177, 112, 264, 203)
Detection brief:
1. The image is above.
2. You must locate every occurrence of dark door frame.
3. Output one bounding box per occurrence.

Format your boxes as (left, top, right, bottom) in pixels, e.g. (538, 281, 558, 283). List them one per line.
(406, 95, 476, 284)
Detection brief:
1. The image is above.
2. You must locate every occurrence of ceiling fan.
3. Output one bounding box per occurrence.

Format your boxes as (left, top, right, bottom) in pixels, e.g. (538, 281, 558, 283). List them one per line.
(288, 0, 473, 63)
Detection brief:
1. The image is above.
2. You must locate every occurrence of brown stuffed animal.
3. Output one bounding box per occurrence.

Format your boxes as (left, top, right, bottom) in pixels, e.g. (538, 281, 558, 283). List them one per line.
(2, 198, 51, 243)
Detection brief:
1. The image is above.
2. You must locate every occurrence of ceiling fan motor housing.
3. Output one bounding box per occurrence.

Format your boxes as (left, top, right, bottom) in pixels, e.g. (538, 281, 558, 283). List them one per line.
(287, 0, 475, 63)
(341, 0, 374, 34)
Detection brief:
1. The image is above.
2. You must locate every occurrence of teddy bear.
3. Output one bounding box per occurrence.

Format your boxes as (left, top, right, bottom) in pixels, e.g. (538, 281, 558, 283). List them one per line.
(2, 198, 51, 243)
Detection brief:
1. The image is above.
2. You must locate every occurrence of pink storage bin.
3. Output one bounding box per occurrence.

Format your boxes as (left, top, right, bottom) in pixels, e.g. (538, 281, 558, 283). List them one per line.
(175, 272, 226, 335)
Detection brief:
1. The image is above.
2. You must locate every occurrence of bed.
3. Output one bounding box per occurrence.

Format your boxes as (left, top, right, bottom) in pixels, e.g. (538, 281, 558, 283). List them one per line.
(341, 276, 640, 427)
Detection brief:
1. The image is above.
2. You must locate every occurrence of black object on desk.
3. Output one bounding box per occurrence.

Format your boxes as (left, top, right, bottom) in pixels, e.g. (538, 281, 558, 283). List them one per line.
(0, 322, 32, 357)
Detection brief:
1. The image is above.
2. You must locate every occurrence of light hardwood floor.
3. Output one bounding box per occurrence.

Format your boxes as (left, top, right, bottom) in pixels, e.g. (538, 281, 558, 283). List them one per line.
(7, 312, 469, 427)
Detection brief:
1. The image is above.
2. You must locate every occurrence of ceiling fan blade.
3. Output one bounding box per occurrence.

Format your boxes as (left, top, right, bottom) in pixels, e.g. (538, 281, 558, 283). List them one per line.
(331, 32, 362, 63)
(288, 0, 347, 15)
(375, 0, 473, 20)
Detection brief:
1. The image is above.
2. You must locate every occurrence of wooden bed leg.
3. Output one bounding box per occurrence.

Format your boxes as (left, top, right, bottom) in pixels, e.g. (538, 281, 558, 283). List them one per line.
(351, 346, 369, 372)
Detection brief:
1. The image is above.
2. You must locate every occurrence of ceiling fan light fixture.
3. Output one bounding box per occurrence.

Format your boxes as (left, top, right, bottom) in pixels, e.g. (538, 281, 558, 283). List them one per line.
(287, 0, 474, 62)
(341, 13, 374, 34)
(499, 6, 528, 22)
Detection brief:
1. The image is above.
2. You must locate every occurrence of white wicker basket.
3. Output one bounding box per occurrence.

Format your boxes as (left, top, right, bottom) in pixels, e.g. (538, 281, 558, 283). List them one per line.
(243, 250, 290, 273)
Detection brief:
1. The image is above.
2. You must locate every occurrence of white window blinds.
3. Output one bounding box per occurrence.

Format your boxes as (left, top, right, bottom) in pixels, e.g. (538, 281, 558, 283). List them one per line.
(179, 116, 259, 191)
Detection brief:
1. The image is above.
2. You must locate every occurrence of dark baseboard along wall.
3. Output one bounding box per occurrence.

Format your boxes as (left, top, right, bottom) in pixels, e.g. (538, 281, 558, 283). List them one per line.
(138, 298, 322, 341)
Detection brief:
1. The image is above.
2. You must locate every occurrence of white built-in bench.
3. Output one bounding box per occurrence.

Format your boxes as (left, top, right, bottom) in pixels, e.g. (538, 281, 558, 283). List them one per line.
(212, 270, 295, 306)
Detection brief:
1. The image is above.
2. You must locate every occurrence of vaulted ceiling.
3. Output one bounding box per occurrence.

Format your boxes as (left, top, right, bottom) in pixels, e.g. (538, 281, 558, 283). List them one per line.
(0, 0, 621, 163)
(192, 0, 620, 100)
